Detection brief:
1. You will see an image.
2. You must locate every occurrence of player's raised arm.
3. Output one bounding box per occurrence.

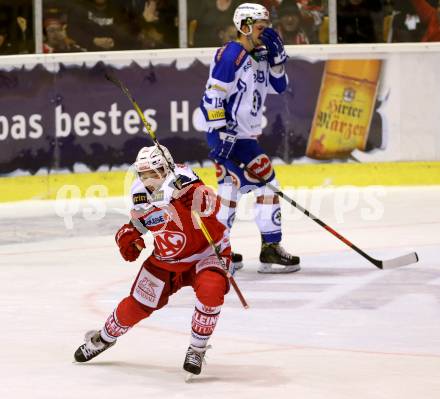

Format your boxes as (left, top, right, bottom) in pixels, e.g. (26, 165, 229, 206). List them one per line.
(261, 27, 289, 94)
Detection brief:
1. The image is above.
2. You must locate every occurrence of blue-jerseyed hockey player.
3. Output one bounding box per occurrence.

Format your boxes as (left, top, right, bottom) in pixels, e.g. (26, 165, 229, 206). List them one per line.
(199, 3, 300, 274)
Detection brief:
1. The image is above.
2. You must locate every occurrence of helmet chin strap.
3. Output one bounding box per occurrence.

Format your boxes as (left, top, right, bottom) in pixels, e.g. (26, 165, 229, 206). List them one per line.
(238, 23, 253, 36)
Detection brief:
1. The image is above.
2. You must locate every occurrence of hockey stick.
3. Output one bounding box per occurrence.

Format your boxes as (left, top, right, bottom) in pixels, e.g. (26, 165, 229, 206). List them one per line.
(132, 212, 249, 308)
(104, 71, 173, 171)
(106, 71, 248, 307)
(233, 160, 418, 270)
(192, 212, 249, 309)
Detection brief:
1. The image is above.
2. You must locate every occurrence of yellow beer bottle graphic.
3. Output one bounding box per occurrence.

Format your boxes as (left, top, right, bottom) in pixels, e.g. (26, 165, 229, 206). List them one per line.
(306, 59, 382, 159)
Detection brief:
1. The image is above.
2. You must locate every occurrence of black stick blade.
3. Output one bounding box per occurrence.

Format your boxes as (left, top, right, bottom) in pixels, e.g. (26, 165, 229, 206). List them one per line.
(105, 72, 122, 88)
(104, 71, 134, 101)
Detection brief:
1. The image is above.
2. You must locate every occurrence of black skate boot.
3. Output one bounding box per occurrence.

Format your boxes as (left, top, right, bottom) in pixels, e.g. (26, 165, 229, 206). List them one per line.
(74, 330, 116, 362)
(231, 251, 243, 273)
(183, 345, 208, 376)
(259, 243, 301, 274)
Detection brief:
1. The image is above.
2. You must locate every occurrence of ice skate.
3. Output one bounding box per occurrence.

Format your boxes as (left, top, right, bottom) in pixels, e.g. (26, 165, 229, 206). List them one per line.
(183, 345, 209, 379)
(258, 243, 300, 274)
(231, 251, 243, 273)
(74, 330, 115, 362)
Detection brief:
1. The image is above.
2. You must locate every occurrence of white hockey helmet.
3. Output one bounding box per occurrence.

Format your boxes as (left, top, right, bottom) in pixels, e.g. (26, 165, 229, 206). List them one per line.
(134, 145, 174, 176)
(233, 3, 270, 35)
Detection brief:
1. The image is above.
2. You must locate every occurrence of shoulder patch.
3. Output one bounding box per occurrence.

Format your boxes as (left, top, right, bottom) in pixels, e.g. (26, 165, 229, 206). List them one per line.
(133, 193, 148, 205)
(215, 42, 248, 66)
(173, 174, 197, 189)
(150, 190, 164, 202)
(235, 49, 247, 66)
(212, 42, 249, 83)
(216, 45, 227, 62)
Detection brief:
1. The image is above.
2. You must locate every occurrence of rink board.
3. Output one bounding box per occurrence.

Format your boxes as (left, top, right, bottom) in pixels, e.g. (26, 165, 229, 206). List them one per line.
(1, 161, 440, 202)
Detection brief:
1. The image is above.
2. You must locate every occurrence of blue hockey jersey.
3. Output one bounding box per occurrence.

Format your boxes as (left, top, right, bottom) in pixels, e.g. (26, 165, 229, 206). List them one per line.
(199, 41, 288, 139)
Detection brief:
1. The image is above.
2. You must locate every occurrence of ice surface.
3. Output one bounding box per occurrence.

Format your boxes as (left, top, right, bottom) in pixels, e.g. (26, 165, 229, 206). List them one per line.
(1, 187, 439, 399)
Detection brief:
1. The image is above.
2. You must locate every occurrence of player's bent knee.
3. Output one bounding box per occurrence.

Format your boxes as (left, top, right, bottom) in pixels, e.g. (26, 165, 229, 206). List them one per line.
(195, 270, 228, 307)
(116, 295, 154, 327)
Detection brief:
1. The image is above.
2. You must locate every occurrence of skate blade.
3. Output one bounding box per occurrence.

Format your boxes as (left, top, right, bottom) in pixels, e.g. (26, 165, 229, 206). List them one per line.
(258, 263, 301, 274)
(185, 372, 195, 383)
(233, 261, 244, 270)
(230, 261, 244, 275)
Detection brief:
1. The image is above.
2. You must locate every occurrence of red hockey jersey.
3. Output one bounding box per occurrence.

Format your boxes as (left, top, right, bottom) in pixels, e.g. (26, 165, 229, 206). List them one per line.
(130, 165, 230, 272)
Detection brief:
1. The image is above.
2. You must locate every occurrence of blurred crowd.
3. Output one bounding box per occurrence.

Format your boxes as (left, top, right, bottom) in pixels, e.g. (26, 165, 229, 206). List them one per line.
(188, 0, 328, 46)
(337, 0, 440, 43)
(42, 0, 179, 53)
(0, 0, 439, 55)
(0, 0, 34, 54)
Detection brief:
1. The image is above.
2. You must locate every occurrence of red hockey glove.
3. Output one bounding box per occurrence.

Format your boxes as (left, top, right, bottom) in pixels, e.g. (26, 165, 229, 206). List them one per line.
(176, 183, 216, 215)
(115, 223, 146, 262)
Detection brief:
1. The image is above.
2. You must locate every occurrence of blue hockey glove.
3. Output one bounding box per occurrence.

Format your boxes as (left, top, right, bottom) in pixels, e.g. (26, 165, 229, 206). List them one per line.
(260, 27, 287, 67)
(209, 130, 237, 164)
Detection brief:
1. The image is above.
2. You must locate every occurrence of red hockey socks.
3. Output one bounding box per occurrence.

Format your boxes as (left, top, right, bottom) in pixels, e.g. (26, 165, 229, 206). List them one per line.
(190, 298, 221, 350)
(101, 310, 131, 343)
(100, 296, 153, 342)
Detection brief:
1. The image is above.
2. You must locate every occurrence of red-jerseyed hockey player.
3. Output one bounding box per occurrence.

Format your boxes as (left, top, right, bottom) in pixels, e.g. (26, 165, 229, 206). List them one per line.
(74, 145, 231, 376)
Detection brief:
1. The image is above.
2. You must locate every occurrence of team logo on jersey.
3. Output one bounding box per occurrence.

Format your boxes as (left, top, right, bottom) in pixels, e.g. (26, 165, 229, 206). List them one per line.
(143, 210, 166, 227)
(271, 208, 282, 226)
(251, 89, 262, 117)
(245, 154, 273, 183)
(154, 230, 187, 258)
